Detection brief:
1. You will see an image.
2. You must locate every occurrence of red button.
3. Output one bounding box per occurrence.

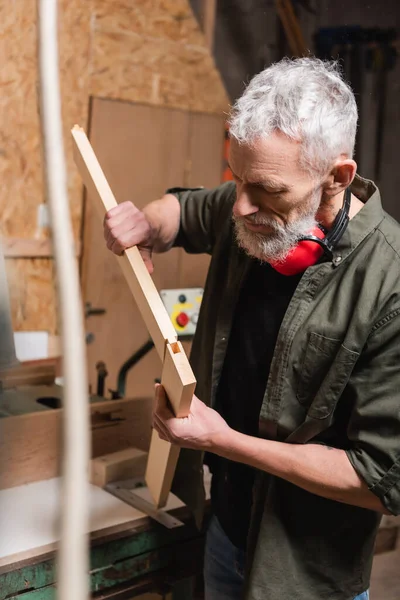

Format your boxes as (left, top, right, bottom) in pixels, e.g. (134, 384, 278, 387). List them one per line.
(176, 312, 189, 328)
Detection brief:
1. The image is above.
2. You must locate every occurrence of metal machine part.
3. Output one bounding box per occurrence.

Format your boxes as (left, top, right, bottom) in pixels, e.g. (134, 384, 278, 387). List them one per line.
(96, 361, 108, 397)
(116, 339, 154, 398)
(106, 477, 185, 529)
(160, 288, 203, 337)
(115, 288, 204, 398)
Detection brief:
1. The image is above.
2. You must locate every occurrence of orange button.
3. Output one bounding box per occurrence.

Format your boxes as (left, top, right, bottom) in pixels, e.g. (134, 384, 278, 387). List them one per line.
(176, 312, 189, 328)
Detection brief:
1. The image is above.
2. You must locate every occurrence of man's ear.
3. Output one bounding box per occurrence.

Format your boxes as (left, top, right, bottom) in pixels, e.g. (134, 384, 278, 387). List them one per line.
(322, 159, 357, 198)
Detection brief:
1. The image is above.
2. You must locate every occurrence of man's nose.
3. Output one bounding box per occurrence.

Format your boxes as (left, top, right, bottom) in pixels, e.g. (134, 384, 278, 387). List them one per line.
(232, 188, 258, 218)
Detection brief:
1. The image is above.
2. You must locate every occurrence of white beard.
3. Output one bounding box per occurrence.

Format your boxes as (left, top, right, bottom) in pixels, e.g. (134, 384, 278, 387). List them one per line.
(233, 195, 320, 263)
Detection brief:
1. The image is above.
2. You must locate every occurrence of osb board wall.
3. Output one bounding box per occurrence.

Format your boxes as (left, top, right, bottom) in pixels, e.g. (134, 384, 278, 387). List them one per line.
(1, 0, 228, 333)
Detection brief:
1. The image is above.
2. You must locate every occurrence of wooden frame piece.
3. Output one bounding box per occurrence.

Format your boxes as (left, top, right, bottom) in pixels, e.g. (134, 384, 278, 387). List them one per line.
(71, 125, 177, 361)
(1, 237, 81, 258)
(146, 341, 196, 507)
(71, 126, 196, 508)
(0, 396, 152, 491)
(91, 447, 148, 487)
(0, 361, 56, 389)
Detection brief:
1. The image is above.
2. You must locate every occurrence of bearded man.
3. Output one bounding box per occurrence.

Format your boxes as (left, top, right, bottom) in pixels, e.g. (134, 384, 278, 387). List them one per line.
(103, 57, 400, 600)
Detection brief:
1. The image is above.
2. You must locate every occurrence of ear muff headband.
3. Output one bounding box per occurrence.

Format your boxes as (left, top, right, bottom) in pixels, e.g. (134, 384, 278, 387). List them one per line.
(269, 187, 351, 276)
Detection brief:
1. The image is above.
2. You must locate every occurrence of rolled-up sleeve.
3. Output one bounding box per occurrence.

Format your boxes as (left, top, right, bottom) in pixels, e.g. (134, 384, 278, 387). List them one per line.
(345, 311, 400, 514)
(167, 182, 235, 254)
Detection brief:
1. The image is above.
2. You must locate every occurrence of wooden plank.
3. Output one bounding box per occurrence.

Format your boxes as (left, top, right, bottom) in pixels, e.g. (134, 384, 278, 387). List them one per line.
(0, 397, 152, 491)
(91, 447, 148, 487)
(71, 125, 177, 361)
(0, 361, 56, 389)
(145, 342, 196, 508)
(2, 237, 81, 258)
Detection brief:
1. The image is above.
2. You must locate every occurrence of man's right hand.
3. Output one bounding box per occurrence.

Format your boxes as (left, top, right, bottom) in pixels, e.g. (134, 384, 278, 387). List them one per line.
(103, 201, 155, 273)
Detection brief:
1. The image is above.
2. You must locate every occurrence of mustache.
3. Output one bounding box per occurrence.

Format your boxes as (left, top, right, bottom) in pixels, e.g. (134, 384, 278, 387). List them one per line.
(234, 213, 287, 235)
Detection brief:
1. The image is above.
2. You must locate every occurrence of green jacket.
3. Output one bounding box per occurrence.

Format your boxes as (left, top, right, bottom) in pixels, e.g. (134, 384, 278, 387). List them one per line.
(170, 176, 400, 600)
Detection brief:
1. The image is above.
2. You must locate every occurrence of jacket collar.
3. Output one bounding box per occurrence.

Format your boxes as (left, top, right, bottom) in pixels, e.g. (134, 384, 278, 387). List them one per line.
(330, 174, 385, 266)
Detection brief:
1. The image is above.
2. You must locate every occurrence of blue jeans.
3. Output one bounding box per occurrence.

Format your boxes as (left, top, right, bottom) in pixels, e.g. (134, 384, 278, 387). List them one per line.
(204, 515, 369, 600)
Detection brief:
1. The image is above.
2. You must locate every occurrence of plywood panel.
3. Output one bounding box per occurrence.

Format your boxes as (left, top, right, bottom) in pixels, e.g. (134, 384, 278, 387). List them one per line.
(82, 100, 226, 398)
(94, 0, 205, 45)
(0, 1, 43, 240)
(90, 30, 227, 114)
(82, 99, 190, 398)
(6, 259, 58, 333)
(1, 0, 228, 335)
(0, 0, 91, 241)
(0, 0, 91, 334)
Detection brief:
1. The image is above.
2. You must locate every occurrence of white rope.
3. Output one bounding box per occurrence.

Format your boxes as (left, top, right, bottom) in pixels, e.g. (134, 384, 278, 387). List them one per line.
(38, 1, 90, 598)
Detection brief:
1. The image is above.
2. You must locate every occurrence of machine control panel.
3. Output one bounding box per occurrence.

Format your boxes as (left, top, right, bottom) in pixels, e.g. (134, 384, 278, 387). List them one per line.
(160, 288, 203, 337)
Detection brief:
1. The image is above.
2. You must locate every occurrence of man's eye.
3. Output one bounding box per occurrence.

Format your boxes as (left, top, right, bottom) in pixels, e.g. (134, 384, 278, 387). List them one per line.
(253, 184, 282, 194)
(264, 188, 285, 195)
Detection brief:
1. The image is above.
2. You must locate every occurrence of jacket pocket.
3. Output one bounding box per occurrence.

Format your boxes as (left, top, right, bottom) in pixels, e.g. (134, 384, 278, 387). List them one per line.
(307, 343, 360, 419)
(296, 333, 360, 418)
(296, 333, 342, 405)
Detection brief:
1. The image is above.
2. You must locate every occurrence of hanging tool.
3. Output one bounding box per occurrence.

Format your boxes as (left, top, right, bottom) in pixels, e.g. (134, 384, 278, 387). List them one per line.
(275, 0, 308, 57)
(95, 361, 108, 397)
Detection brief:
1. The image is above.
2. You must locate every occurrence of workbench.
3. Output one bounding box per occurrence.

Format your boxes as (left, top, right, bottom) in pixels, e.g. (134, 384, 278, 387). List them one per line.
(0, 377, 209, 599)
(0, 477, 209, 599)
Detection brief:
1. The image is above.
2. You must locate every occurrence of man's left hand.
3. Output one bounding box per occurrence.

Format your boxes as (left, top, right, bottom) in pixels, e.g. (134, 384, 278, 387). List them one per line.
(152, 384, 231, 451)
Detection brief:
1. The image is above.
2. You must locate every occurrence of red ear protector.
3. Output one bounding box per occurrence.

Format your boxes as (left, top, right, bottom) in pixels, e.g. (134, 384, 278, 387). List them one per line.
(269, 187, 351, 276)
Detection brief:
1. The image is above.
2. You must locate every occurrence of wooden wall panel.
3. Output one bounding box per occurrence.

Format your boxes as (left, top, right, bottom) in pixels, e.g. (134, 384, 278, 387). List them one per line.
(0, 0, 91, 334)
(0, 0, 91, 241)
(5, 260, 57, 333)
(93, 0, 204, 44)
(90, 30, 227, 114)
(178, 111, 225, 288)
(82, 99, 225, 399)
(0, 1, 43, 240)
(0, 0, 228, 334)
(83, 99, 190, 397)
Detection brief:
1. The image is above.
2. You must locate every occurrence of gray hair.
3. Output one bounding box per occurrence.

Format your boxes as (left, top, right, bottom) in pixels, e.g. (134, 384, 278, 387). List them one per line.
(229, 57, 358, 177)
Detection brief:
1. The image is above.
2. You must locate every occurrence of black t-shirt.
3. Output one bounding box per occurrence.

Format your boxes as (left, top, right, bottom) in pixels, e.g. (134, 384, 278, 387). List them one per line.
(207, 259, 302, 549)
